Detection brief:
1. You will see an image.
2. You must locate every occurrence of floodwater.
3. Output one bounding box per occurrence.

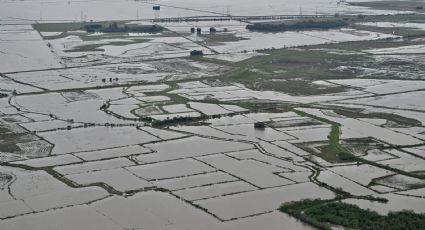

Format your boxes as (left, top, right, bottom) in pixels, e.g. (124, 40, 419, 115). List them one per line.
(1, 0, 425, 229)
(0, 0, 401, 22)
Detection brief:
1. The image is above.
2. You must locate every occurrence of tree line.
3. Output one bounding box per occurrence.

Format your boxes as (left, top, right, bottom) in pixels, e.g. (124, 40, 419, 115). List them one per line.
(246, 20, 349, 32)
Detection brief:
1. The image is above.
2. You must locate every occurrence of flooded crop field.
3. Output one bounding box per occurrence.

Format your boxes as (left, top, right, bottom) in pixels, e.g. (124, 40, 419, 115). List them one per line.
(1, 0, 425, 229)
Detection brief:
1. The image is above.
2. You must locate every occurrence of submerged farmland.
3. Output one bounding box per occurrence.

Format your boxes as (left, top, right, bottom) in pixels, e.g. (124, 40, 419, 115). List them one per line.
(0, 0, 425, 229)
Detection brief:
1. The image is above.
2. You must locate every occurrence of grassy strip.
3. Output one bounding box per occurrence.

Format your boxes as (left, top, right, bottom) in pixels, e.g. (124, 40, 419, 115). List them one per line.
(280, 199, 425, 230)
(294, 109, 354, 163)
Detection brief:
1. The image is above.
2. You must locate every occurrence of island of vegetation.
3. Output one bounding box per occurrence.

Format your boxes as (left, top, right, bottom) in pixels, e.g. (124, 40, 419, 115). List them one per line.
(84, 22, 163, 33)
(246, 19, 349, 32)
(280, 199, 425, 230)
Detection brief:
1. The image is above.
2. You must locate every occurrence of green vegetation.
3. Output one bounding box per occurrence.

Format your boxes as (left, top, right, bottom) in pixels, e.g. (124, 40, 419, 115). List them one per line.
(247, 19, 349, 32)
(151, 115, 209, 127)
(319, 124, 356, 162)
(280, 199, 425, 230)
(33, 21, 163, 33)
(294, 109, 355, 163)
(84, 22, 163, 33)
(33, 22, 88, 32)
(212, 48, 363, 94)
(200, 33, 249, 44)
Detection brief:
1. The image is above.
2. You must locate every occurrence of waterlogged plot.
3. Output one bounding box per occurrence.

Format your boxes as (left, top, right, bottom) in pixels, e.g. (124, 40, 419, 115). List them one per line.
(199, 154, 295, 188)
(15, 91, 133, 124)
(0, 76, 42, 94)
(377, 149, 425, 172)
(128, 158, 215, 180)
(211, 29, 395, 54)
(273, 141, 311, 156)
(134, 105, 164, 116)
(15, 154, 82, 168)
(20, 119, 79, 132)
(174, 181, 256, 201)
(173, 82, 372, 103)
(137, 96, 170, 103)
(2, 167, 109, 215)
(0, 27, 61, 73)
(285, 126, 330, 143)
(195, 182, 335, 220)
(0, 205, 125, 230)
(171, 125, 245, 140)
(343, 91, 425, 111)
(208, 114, 257, 126)
(65, 168, 153, 192)
(328, 79, 425, 94)
(344, 193, 425, 215)
(74, 145, 152, 161)
(362, 149, 396, 162)
(215, 124, 293, 141)
(24, 187, 108, 212)
(40, 126, 158, 155)
(0, 199, 31, 219)
(90, 191, 219, 230)
(374, 174, 425, 190)
(298, 108, 423, 145)
(218, 211, 317, 230)
(317, 170, 376, 196)
(229, 149, 305, 172)
(188, 102, 243, 116)
(270, 117, 323, 129)
(127, 84, 169, 93)
(107, 104, 139, 119)
(330, 164, 394, 186)
(397, 187, 425, 197)
(54, 158, 135, 176)
(279, 171, 311, 183)
(137, 136, 253, 163)
(154, 171, 237, 191)
(7, 63, 169, 90)
(139, 126, 188, 140)
(162, 104, 194, 113)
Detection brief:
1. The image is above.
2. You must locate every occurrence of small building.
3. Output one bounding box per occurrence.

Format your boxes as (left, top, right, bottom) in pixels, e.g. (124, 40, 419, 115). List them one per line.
(190, 50, 204, 56)
(153, 6, 160, 10)
(254, 122, 266, 129)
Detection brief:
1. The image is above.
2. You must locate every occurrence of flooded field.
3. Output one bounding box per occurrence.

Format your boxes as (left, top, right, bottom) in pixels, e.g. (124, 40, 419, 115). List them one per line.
(1, 0, 425, 229)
